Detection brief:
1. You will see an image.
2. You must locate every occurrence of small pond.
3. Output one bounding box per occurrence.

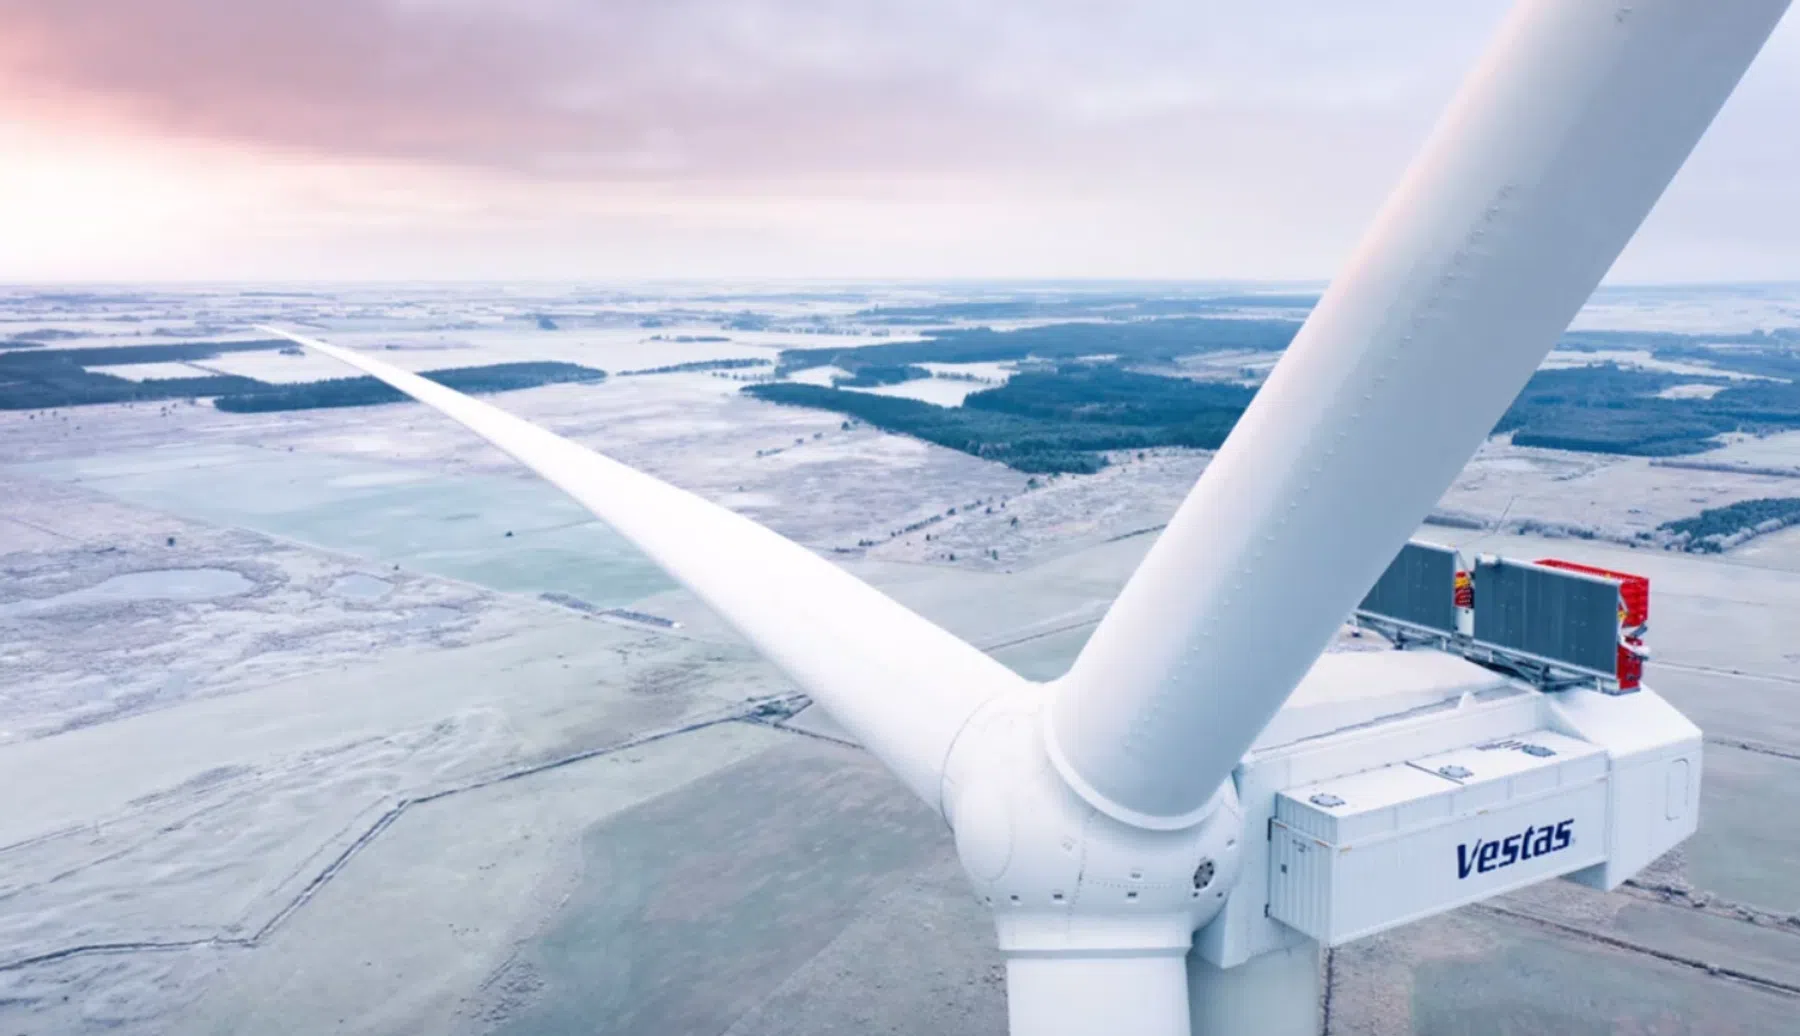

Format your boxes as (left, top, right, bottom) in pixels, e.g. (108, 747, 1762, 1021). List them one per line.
(0, 568, 253, 618)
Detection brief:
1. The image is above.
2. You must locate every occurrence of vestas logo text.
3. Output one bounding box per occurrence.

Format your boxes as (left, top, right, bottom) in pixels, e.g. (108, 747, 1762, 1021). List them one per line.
(1456, 820, 1573, 879)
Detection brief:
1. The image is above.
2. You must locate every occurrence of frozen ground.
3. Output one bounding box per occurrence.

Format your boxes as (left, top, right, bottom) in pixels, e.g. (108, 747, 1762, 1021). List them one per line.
(853, 432, 1800, 569)
(3, 283, 1799, 1034)
(1569, 284, 1800, 334)
(0, 472, 529, 742)
(1146, 348, 1284, 385)
(783, 365, 851, 386)
(89, 361, 222, 382)
(192, 349, 374, 384)
(842, 375, 996, 406)
(1702, 429, 1800, 469)
(0, 373, 1029, 560)
(6, 435, 1798, 1036)
(298, 327, 786, 375)
(1540, 347, 1778, 379)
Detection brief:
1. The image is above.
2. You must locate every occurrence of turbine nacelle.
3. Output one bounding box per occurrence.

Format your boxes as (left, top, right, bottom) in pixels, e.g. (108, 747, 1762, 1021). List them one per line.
(937, 647, 1700, 1036)
(1199, 650, 1701, 972)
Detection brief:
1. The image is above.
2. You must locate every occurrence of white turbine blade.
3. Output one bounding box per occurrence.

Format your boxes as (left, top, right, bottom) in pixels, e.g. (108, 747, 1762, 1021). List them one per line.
(255, 327, 1026, 812)
(1048, 0, 1790, 830)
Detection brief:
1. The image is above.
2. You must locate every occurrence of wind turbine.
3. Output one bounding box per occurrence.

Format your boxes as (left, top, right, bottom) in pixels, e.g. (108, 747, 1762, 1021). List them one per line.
(255, 1, 1790, 1033)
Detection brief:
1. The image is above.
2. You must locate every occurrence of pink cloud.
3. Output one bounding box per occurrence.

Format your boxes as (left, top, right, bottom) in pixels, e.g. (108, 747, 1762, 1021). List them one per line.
(0, 1, 1520, 187)
(0, 0, 1065, 182)
(3, 1, 1791, 280)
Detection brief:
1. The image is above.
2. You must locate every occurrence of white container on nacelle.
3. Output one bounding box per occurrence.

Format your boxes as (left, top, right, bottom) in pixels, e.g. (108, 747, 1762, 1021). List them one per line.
(1194, 650, 1704, 969)
(1267, 729, 1606, 945)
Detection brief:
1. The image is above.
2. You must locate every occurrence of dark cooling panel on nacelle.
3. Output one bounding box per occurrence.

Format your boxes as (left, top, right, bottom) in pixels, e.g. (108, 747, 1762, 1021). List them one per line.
(1470, 557, 1621, 678)
(1357, 540, 1460, 634)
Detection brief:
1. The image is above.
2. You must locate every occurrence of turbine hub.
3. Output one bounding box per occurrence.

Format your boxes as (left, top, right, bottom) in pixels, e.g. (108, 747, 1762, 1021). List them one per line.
(941, 690, 1244, 948)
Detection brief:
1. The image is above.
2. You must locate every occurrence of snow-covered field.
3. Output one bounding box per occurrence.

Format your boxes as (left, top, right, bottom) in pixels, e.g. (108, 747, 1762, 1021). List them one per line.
(1569, 284, 1800, 333)
(843, 376, 991, 406)
(6, 448, 1798, 1034)
(3, 282, 1799, 1035)
(1655, 382, 1727, 399)
(784, 364, 849, 386)
(1540, 347, 1782, 379)
(315, 327, 781, 373)
(1702, 428, 1800, 467)
(84, 361, 216, 381)
(190, 349, 366, 383)
(918, 361, 1012, 382)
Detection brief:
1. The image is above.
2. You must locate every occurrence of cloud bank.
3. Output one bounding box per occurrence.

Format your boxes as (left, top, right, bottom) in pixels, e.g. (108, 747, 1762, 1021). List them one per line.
(1, 1, 1794, 280)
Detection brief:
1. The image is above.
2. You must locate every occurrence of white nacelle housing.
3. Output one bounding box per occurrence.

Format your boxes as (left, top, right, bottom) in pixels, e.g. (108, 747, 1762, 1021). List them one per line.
(1196, 649, 1700, 967)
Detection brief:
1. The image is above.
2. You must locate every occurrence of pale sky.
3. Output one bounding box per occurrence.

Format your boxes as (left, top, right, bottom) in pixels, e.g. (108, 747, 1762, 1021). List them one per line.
(1, 1, 1796, 283)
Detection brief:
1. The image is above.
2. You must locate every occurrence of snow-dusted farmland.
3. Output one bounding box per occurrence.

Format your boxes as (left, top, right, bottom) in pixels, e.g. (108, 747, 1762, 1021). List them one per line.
(3, 282, 1799, 1035)
(83, 361, 215, 381)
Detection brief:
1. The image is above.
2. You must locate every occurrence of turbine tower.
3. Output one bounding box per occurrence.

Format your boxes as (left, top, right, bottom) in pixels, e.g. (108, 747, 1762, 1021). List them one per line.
(254, 1, 1790, 1032)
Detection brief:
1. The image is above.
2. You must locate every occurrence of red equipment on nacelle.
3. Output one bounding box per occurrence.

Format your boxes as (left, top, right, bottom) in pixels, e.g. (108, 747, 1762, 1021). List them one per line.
(1533, 558, 1651, 691)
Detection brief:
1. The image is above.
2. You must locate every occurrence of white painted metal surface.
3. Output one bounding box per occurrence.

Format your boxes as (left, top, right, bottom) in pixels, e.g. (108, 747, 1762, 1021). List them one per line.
(1199, 658, 1556, 971)
(1270, 730, 1608, 945)
(1248, 649, 1515, 754)
(254, 328, 1027, 816)
(1048, 0, 1792, 831)
(1006, 951, 1191, 1036)
(1187, 937, 1321, 1036)
(1200, 658, 1706, 977)
(1549, 686, 1703, 889)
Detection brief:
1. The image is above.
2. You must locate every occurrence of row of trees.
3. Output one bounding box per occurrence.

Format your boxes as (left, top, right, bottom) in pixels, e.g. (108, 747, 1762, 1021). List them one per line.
(214, 362, 605, 412)
(748, 382, 1123, 473)
(964, 365, 1252, 431)
(0, 341, 289, 410)
(1658, 497, 1800, 552)
(0, 338, 609, 414)
(746, 364, 1255, 473)
(752, 353, 1800, 471)
(776, 317, 1302, 372)
(619, 358, 768, 375)
(831, 364, 930, 387)
(1495, 362, 1800, 456)
(850, 294, 1319, 325)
